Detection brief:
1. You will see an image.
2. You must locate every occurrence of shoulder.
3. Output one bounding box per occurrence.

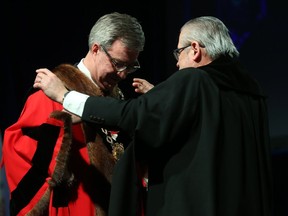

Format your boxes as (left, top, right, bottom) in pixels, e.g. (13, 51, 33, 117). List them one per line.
(167, 67, 212, 85)
(25, 89, 62, 109)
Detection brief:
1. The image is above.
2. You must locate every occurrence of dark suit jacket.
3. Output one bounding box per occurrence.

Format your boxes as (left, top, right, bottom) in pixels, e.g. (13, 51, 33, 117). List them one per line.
(82, 56, 273, 216)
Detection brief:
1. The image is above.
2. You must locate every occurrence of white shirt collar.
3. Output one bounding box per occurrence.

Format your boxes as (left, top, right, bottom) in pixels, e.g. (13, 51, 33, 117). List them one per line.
(77, 59, 93, 81)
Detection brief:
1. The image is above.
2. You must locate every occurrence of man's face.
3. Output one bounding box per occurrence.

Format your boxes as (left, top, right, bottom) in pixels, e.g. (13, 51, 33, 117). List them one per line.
(91, 40, 140, 91)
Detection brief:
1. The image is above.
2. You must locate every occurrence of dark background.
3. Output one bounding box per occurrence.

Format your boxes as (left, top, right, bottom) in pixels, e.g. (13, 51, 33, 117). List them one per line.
(0, 0, 287, 215)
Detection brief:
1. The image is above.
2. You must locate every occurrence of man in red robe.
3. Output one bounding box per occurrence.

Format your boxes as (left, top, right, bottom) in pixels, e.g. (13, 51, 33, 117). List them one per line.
(1, 12, 145, 216)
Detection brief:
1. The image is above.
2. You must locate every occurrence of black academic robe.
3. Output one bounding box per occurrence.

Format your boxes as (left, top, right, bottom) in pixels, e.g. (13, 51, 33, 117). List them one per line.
(82, 56, 273, 216)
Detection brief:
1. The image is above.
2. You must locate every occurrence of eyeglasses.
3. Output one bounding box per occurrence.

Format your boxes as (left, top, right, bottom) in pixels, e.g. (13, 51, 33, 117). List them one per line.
(100, 45, 140, 74)
(173, 45, 191, 61)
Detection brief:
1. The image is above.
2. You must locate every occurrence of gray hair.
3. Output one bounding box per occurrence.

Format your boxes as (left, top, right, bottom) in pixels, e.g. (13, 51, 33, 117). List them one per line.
(181, 16, 239, 60)
(88, 12, 145, 52)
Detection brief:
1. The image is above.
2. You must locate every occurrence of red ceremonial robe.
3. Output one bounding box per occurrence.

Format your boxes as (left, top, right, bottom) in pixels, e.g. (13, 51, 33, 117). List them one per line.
(2, 64, 125, 216)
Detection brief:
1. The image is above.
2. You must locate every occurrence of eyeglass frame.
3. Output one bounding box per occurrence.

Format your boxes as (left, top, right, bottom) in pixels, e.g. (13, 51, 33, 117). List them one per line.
(173, 45, 191, 61)
(100, 45, 140, 74)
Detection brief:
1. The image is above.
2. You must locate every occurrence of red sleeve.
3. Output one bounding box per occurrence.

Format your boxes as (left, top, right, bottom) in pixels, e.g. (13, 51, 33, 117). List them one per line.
(2, 90, 67, 215)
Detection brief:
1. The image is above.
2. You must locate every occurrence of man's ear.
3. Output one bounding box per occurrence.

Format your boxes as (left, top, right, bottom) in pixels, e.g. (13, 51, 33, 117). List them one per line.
(92, 43, 100, 53)
(190, 41, 202, 62)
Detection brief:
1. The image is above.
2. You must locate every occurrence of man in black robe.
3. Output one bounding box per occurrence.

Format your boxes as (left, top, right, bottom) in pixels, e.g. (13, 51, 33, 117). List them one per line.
(33, 16, 273, 216)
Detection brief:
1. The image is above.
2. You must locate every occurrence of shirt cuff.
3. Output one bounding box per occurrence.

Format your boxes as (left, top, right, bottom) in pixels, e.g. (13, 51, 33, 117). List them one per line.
(63, 91, 89, 117)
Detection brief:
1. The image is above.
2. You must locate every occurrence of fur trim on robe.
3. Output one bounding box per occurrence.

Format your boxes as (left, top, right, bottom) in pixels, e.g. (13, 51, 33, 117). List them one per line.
(26, 63, 125, 216)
